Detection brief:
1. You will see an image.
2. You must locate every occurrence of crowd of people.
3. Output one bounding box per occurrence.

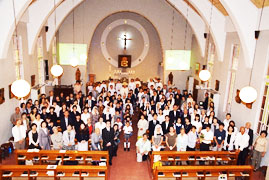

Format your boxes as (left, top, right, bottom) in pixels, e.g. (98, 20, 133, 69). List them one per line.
(10, 77, 267, 170)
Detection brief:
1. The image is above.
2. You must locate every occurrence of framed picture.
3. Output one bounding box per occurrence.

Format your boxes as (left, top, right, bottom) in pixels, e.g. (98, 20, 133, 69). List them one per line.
(31, 75, 35, 87)
(215, 80, 220, 91)
(195, 63, 200, 75)
(0, 88, 5, 104)
(9, 84, 15, 99)
(118, 55, 131, 68)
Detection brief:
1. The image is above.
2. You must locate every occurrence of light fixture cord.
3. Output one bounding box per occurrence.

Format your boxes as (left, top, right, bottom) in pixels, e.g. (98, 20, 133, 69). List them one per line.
(204, 0, 214, 67)
(249, 0, 266, 85)
(183, 0, 189, 51)
(170, 10, 175, 50)
(54, 0, 57, 65)
(12, 0, 21, 79)
(73, 0, 75, 54)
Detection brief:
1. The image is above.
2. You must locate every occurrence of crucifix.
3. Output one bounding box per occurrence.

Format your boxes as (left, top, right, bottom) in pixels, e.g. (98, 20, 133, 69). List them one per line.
(118, 34, 132, 50)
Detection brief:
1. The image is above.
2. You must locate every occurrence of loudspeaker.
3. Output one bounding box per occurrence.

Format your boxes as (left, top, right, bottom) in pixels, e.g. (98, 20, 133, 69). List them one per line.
(255, 30, 260, 39)
(204, 33, 208, 39)
(45, 26, 49, 32)
(44, 60, 49, 80)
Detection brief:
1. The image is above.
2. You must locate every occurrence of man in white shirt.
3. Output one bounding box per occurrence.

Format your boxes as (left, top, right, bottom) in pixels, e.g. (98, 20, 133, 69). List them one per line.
(128, 79, 136, 91)
(187, 126, 198, 151)
(120, 82, 129, 97)
(115, 80, 122, 93)
(235, 126, 249, 165)
(12, 119, 26, 149)
(223, 113, 231, 131)
(108, 79, 115, 90)
(155, 78, 163, 89)
(200, 125, 213, 151)
(136, 133, 151, 162)
(148, 78, 155, 89)
(100, 81, 107, 91)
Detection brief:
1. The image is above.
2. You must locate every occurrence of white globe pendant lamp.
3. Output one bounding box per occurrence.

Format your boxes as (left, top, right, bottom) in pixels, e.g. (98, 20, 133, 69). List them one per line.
(11, 79, 31, 98)
(239, 86, 257, 103)
(70, 55, 79, 67)
(199, 69, 211, 81)
(199, 65, 211, 81)
(50, 64, 63, 77)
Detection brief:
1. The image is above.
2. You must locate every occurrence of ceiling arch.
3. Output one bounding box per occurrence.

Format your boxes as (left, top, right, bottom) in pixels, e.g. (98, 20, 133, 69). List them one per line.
(0, 0, 32, 59)
(45, 0, 206, 58)
(220, 0, 259, 68)
(26, 0, 64, 54)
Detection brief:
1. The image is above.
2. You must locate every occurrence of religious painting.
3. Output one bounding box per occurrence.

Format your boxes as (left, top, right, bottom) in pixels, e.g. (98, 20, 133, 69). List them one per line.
(195, 63, 200, 75)
(31, 75, 35, 87)
(0, 88, 5, 104)
(118, 55, 131, 68)
(9, 84, 15, 99)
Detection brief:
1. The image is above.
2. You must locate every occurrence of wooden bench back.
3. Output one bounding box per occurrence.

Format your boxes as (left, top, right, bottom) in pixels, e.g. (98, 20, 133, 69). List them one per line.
(154, 165, 253, 180)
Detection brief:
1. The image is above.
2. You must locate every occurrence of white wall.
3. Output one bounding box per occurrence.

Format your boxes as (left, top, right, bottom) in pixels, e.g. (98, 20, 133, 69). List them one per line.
(0, 22, 40, 144)
(56, 0, 193, 88)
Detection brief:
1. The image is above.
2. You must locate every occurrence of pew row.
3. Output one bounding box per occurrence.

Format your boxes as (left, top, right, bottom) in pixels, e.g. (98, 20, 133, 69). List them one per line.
(150, 151, 239, 169)
(15, 150, 109, 166)
(154, 165, 253, 180)
(0, 165, 108, 180)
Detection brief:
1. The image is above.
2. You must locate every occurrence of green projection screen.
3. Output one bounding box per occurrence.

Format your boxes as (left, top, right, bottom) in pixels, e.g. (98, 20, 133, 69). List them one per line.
(59, 43, 87, 65)
(165, 50, 191, 70)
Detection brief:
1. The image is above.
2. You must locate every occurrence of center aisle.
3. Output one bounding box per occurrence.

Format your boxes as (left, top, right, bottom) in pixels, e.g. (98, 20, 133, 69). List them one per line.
(109, 110, 152, 180)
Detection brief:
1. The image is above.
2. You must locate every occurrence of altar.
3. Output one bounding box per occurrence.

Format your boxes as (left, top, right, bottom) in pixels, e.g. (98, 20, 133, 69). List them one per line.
(112, 69, 135, 81)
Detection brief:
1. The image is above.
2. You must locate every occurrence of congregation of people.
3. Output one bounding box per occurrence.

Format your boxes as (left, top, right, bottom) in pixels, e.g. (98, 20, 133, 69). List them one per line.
(10, 77, 268, 170)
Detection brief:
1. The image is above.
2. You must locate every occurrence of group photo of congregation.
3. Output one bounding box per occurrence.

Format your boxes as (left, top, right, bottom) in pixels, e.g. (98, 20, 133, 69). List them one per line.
(1, 0, 269, 180)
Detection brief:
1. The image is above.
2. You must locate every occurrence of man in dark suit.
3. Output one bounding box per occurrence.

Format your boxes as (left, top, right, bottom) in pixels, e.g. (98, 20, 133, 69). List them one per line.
(169, 105, 181, 124)
(151, 90, 159, 104)
(47, 90, 56, 106)
(148, 113, 159, 140)
(180, 108, 190, 125)
(102, 121, 114, 165)
(60, 111, 73, 132)
(162, 115, 173, 135)
(85, 94, 96, 110)
(245, 122, 254, 148)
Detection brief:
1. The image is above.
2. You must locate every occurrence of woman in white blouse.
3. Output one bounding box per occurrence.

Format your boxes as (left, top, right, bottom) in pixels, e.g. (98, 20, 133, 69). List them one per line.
(137, 115, 148, 138)
(28, 123, 41, 149)
(136, 133, 151, 162)
(62, 125, 76, 150)
(176, 128, 188, 151)
(81, 107, 91, 124)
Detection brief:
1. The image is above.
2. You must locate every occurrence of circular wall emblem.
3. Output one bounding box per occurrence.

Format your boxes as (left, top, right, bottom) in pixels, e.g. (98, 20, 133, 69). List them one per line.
(100, 19, 149, 67)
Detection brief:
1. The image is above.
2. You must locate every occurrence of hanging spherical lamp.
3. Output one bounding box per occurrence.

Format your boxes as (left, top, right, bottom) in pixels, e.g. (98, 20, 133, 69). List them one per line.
(70, 55, 79, 67)
(50, 64, 63, 77)
(11, 79, 31, 98)
(199, 69, 211, 81)
(239, 86, 257, 103)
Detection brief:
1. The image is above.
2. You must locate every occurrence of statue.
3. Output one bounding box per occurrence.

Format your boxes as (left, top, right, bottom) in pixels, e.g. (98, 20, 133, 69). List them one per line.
(75, 68, 81, 82)
(168, 72, 173, 84)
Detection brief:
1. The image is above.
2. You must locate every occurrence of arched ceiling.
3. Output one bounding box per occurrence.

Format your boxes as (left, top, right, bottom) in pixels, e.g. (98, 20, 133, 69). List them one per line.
(1, 0, 269, 68)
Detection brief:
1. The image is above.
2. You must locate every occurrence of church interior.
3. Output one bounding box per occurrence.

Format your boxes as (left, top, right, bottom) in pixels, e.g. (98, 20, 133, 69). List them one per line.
(0, 0, 269, 179)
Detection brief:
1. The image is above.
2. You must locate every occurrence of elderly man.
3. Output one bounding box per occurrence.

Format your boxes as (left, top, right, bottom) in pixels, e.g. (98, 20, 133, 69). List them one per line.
(10, 107, 21, 126)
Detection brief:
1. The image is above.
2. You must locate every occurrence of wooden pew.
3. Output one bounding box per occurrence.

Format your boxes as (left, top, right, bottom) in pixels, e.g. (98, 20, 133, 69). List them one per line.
(15, 150, 109, 166)
(0, 164, 108, 180)
(150, 151, 239, 169)
(154, 165, 253, 180)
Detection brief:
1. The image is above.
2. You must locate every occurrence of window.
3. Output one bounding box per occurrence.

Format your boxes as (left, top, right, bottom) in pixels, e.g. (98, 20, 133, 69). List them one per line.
(256, 64, 269, 134)
(224, 44, 240, 113)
